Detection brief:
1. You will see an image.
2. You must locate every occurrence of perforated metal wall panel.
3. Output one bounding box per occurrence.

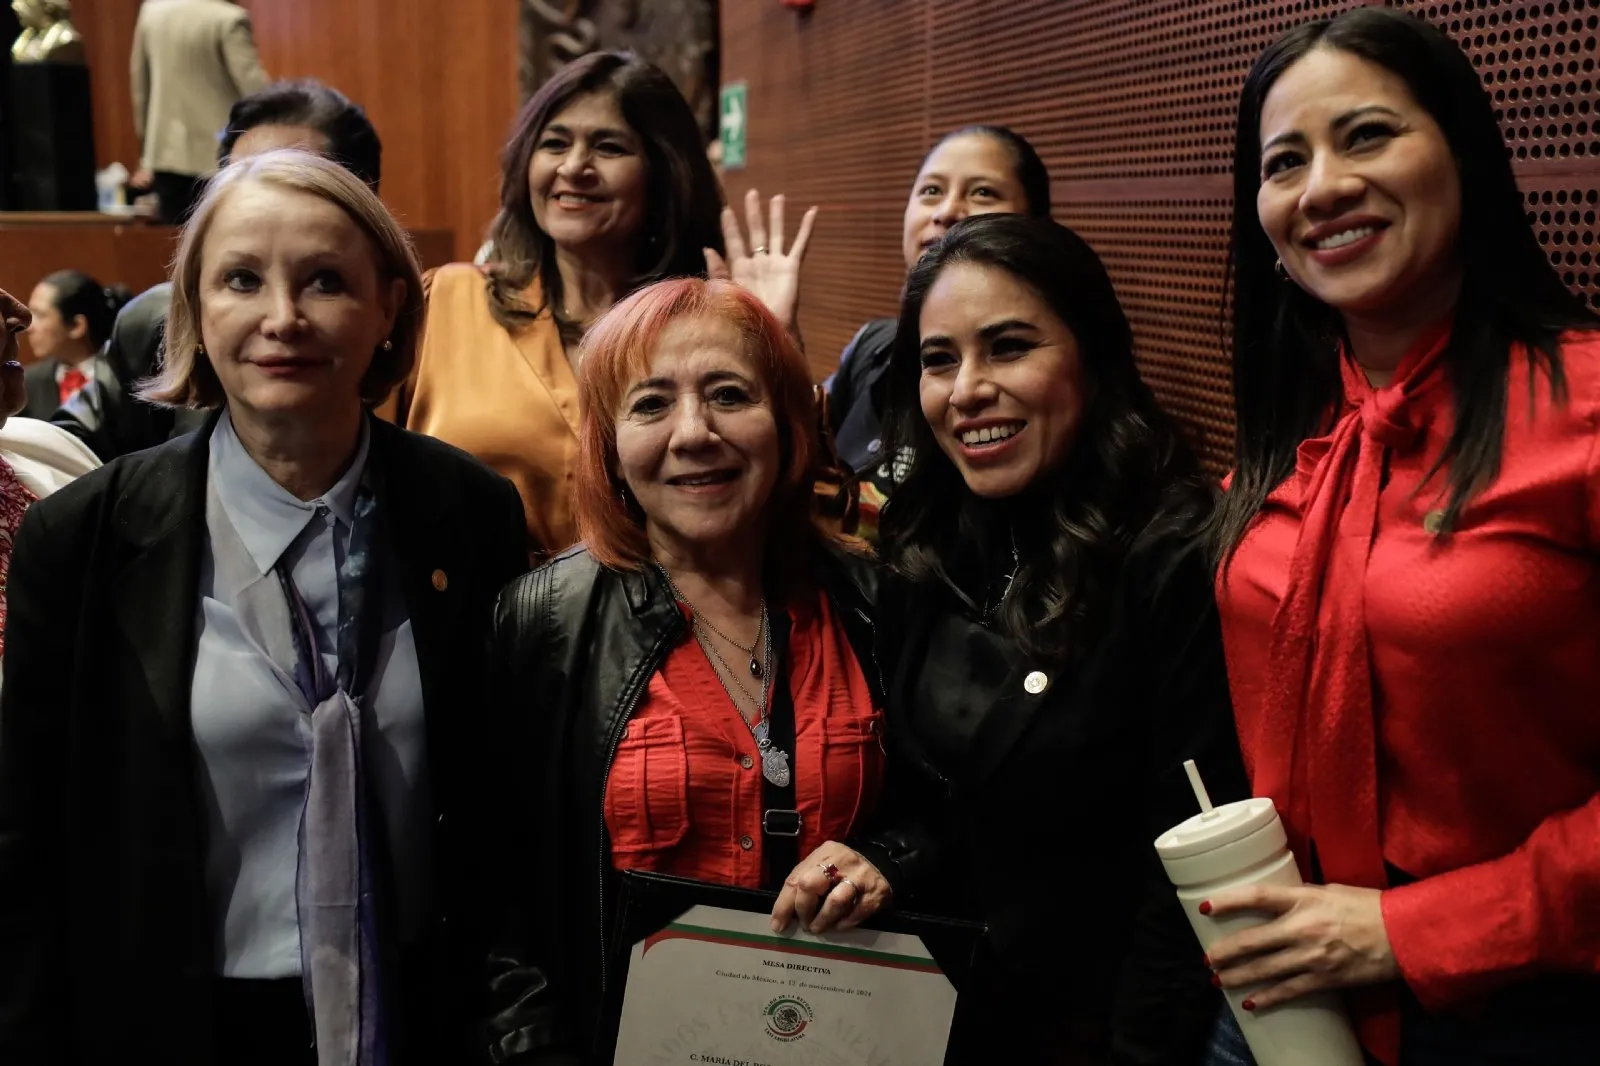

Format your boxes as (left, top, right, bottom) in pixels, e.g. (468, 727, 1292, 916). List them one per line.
(721, 0, 1600, 471)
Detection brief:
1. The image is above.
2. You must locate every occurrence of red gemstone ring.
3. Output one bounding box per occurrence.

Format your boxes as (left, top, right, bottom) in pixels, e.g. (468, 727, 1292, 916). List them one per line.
(818, 862, 841, 883)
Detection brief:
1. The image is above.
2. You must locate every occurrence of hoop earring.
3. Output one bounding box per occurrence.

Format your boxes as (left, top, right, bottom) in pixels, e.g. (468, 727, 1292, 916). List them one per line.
(1273, 258, 1288, 279)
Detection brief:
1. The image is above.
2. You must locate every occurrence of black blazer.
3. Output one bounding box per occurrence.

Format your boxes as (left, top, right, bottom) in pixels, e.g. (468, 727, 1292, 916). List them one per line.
(18, 360, 60, 421)
(867, 533, 1249, 1065)
(0, 413, 529, 1065)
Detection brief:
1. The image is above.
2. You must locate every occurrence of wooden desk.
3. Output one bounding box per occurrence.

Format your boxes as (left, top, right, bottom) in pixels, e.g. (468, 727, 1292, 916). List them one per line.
(0, 213, 455, 362)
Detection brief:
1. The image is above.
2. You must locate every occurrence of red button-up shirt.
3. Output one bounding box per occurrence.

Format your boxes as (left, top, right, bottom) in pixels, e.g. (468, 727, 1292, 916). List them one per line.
(1218, 330, 1600, 1012)
(604, 584, 883, 887)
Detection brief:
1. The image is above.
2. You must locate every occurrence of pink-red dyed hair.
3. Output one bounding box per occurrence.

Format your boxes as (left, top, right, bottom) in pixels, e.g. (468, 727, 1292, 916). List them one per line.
(575, 277, 830, 570)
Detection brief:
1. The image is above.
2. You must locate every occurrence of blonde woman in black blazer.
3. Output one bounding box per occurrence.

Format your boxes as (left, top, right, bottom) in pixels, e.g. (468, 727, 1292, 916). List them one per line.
(0, 152, 525, 1066)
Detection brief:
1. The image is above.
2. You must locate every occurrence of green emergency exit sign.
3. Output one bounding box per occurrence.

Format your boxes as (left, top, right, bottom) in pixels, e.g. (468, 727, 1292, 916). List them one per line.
(720, 82, 747, 170)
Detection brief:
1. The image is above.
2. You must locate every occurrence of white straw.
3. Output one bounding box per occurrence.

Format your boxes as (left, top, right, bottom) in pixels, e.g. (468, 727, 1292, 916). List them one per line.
(1183, 759, 1215, 814)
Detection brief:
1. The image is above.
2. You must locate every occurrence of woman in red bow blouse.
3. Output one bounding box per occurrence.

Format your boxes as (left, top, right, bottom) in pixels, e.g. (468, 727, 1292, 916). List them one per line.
(1203, 9, 1600, 1065)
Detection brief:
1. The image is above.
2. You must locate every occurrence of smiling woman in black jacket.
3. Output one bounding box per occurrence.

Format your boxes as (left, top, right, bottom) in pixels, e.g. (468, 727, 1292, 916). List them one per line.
(782, 214, 1249, 1065)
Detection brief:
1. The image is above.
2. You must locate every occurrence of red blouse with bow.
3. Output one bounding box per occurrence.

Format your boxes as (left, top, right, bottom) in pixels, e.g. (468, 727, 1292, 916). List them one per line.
(1217, 326, 1600, 1041)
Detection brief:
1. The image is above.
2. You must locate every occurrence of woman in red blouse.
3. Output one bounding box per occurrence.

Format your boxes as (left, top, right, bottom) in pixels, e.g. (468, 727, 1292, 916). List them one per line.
(479, 277, 888, 1064)
(1204, 8, 1600, 1065)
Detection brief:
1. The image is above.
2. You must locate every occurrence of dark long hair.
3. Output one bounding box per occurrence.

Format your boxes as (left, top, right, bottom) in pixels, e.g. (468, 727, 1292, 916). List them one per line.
(879, 214, 1211, 662)
(40, 270, 132, 350)
(922, 124, 1053, 218)
(485, 51, 724, 341)
(1216, 7, 1598, 560)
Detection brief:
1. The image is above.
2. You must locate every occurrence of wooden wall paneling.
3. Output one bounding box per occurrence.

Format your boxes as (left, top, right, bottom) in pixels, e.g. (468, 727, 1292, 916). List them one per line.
(255, 0, 434, 234)
(0, 0, 515, 337)
(0, 217, 175, 362)
(10, 0, 518, 268)
(721, 0, 1600, 473)
(720, 1, 931, 379)
(242, 0, 523, 263)
(74, 0, 143, 177)
(436, 0, 524, 260)
(1065, 198, 1237, 466)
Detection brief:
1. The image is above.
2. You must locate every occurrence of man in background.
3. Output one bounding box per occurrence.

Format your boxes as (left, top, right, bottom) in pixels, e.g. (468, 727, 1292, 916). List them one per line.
(130, 0, 269, 224)
(217, 79, 382, 192)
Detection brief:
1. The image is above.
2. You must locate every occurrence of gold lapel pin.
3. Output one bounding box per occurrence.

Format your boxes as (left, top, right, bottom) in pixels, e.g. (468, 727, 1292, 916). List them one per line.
(431, 569, 449, 592)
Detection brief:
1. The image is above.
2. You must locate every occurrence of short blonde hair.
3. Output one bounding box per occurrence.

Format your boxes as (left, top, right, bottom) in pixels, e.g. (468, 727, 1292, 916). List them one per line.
(138, 149, 425, 409)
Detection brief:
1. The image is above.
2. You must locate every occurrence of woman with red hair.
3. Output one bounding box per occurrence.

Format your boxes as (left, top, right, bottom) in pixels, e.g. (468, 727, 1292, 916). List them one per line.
(478, 278, 893, 1063)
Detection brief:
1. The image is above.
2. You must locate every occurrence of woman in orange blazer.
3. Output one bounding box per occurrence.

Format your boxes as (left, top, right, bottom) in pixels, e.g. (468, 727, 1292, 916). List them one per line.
(395, 50, 814, 560)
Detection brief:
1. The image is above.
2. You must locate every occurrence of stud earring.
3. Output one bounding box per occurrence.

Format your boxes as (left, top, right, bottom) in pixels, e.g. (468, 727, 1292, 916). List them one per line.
(380, 339, 393, 352)
(196, 344, 206, 356)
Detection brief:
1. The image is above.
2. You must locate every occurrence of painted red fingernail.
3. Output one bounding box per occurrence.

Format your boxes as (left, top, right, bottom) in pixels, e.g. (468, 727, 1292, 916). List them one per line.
(1242, 999, 1257, 1012)
(1198, 900, 1213, 915)
(1210, 973, 1221, 988)
(1201, 954, 1211, 968)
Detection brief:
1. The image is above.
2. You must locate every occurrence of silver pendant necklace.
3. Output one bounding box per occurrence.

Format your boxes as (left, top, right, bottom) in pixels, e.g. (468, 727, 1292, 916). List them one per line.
(749, 679, 792, 788)
(659, 567, 791, 787)
(688, 593, 766, 678)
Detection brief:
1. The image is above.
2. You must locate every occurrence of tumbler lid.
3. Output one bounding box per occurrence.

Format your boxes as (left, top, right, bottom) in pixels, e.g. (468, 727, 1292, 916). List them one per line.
(1153, 797, 1279, 858)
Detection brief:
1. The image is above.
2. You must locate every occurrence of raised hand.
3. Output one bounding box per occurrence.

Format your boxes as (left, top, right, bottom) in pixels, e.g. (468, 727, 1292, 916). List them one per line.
(705, 188, 818, 342)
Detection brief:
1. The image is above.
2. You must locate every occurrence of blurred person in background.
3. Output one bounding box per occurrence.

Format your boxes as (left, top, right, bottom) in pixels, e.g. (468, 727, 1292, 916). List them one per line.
(393, 49, 813, 561)
(131, 0, 270, 224)
(18, 270, 130, 419)
(216, 79, 382, 194)
(823, 125, 1052, 537)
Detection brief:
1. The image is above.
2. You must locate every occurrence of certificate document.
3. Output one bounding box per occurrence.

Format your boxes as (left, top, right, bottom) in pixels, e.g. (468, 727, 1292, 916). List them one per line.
(612, 904, 959, 1065)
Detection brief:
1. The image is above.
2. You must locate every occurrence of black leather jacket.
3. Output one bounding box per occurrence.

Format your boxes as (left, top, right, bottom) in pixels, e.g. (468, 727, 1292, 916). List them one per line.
(480, 542, 903, 1064)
